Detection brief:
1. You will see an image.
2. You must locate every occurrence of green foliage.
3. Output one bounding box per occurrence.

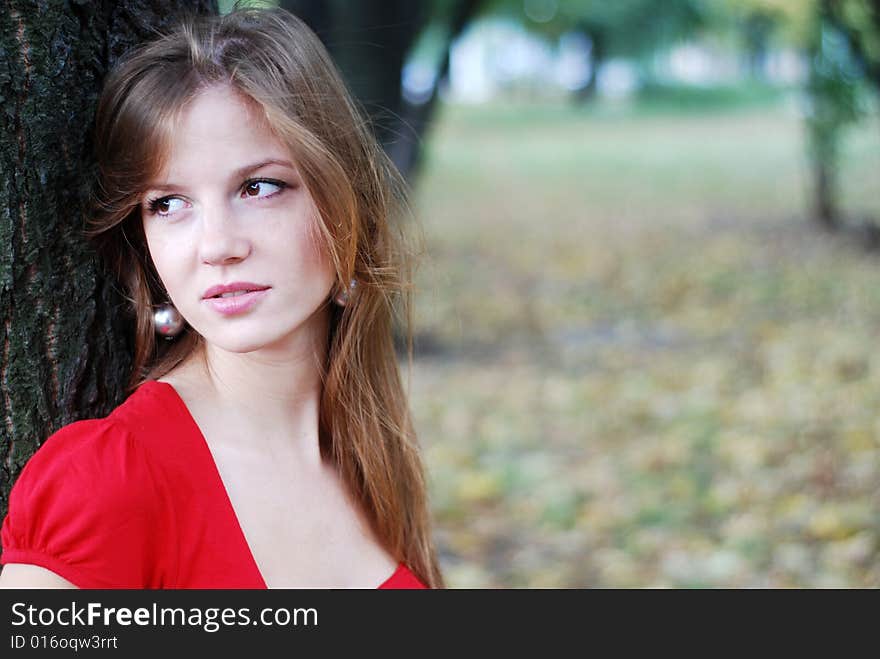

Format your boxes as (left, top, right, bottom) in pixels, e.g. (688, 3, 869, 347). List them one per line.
(526, 0, 709, 58)
(218, 0, 277, 13)
(636, 80, 788, 112)
(836, 0, 880, 74)
(802, 1, 880, 224)
(727, 0, 814, 45)
(737, 1, 880, 225)
(806, 18, 866, 169)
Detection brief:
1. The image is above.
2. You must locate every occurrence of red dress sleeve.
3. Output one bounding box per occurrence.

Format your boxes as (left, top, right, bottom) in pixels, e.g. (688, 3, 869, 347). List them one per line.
(0, 418, 167, 588)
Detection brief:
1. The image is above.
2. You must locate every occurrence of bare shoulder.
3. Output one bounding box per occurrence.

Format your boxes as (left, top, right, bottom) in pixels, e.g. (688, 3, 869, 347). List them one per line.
(0, 564, 78, 589)
(156, 361, 210, 405)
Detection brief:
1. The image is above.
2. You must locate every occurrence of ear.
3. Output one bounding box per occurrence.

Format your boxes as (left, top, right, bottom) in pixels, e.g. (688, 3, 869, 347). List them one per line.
(333, 279, 357, 306)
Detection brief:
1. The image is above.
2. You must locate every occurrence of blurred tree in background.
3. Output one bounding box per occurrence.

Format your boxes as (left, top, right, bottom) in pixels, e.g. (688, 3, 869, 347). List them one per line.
(806, 0, 866, 228)
(809, 0, 880, 230)
(279, 0, 485, 181)
(493, 0, 709, 101)
(264, 0, 880, 236)
(734, 0, 878, 230)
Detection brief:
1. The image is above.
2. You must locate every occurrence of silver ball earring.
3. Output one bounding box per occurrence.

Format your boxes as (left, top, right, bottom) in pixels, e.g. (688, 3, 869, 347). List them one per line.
(334, 279, 357, 307)
(153, 303, 185, 339)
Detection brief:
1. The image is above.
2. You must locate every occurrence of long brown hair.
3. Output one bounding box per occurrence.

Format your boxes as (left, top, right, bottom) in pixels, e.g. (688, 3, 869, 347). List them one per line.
(86, 6, 443, 588)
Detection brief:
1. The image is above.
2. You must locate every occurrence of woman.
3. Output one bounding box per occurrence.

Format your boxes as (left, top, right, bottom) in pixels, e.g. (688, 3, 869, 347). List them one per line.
(0, 7, 442, 589)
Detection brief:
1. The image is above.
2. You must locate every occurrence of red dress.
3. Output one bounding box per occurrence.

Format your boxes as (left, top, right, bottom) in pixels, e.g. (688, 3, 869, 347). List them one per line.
(1, 381, 427, 589)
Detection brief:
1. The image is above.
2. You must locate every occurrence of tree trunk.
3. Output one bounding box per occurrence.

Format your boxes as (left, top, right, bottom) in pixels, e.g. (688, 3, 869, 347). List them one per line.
(814, 157, 838, 229)
(388, 0, 483, 181)
(278, 0, 331, 42)
(743, 11, 776, 82)
(282, 0, 484, 183)
(805, 0, 847, 230)
(282, 0, 429, 181)
(0, 0, 217, 533)
(574, 26, 606, 104)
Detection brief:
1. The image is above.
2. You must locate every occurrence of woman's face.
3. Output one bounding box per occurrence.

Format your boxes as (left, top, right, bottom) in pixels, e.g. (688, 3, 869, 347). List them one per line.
(140, 85, 335, 355)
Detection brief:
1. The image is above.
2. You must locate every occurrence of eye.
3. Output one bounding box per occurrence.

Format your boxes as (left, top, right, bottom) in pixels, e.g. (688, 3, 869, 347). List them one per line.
(242, 179, 286, 199)
(146, 196, 188, 217)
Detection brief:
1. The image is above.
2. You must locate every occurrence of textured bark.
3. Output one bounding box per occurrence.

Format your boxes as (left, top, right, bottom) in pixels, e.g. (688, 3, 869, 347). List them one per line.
(0, 0, 217, 533)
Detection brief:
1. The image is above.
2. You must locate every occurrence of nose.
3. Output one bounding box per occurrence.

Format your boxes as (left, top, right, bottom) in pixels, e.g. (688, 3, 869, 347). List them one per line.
(198, 206, 252, 266)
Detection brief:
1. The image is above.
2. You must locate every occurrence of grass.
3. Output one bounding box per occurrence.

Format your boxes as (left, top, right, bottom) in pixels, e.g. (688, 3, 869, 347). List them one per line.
(408, 94, 880, 587)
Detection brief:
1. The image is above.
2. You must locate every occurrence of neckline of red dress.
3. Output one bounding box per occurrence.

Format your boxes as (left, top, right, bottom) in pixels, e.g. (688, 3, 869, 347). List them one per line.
(143, 379, 405, 589)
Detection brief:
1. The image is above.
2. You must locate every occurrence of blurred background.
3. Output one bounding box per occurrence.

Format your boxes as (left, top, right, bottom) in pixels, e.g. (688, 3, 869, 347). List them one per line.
(224, 0, 880, 587)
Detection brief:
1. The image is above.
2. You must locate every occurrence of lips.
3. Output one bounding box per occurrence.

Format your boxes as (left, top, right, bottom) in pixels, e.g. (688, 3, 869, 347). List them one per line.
(201, 281, 271, 317)
(202, 288, 270, 316)
(202, 282, 270, 300)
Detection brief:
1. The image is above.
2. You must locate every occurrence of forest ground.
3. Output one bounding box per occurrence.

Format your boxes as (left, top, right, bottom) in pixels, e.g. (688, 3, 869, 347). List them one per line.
(409, 90, 880, 587)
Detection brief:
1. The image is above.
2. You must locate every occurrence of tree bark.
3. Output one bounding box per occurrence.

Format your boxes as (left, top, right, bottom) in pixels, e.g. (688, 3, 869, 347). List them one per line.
(0, 0, 217, 532)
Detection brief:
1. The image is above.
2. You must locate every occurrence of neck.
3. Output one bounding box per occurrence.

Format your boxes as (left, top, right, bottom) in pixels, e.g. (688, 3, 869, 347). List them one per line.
(182, 311, 330, 468)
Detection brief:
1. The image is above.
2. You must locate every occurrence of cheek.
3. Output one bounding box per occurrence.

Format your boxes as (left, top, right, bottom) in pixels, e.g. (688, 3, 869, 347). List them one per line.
(279, 210, 335, 280)
(143, 227, 187, 293)
(305, 223, 333, 272)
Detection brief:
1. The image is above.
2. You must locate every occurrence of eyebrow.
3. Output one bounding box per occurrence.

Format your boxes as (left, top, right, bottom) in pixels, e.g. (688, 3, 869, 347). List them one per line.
(146, 159, 295, 192)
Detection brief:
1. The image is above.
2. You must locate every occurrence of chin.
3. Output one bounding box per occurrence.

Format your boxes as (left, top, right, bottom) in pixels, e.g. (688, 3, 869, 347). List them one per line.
(211, 337, 272, 354)
(190, 305, 329, 355)
(203, 322, 320, 355)
(202, 328, 281, 354)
